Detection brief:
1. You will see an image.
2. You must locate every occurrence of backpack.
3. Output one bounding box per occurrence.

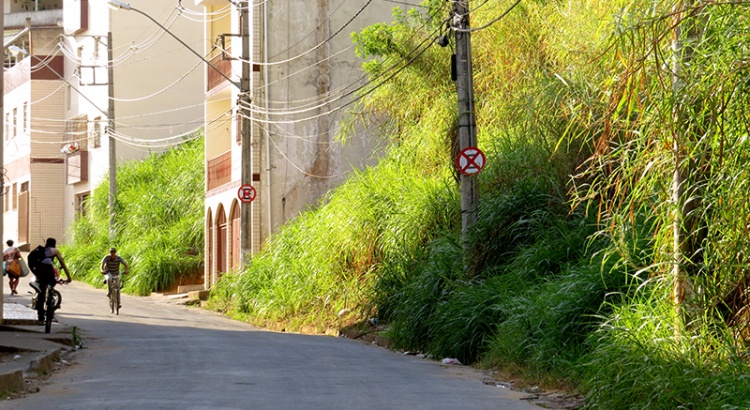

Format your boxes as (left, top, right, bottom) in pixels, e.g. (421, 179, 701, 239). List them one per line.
(27, 245, 46, 274)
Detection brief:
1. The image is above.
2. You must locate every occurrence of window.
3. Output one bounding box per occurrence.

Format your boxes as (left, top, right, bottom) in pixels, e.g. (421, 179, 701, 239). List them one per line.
(12, 108, 17, 138)
(4, 113, 9, 141)
(76, 192, 90, 216)
(65, 115, 88, 146)
(3, 186, 9, 213)
(23, 102, 28, 133)
(91, 116, 101, 148)
(12, 183, 17, 211)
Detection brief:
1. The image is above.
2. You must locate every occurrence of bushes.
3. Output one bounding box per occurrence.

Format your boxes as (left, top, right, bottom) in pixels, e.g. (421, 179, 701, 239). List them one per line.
(63, 136, 204, 296)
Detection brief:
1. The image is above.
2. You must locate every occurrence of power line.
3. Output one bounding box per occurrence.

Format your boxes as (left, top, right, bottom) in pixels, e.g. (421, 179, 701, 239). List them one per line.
(452, 0, 522, 33)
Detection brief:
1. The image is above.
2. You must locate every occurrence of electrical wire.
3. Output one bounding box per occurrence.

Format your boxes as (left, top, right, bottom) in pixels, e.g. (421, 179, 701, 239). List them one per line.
(452, 0, 522, 33)
(237, 1, 445, 116)
(242, 0, 376, 67)
(237, 32, 440, 125)
(260, 121, 353, 179)
(237, 19, 444, 122)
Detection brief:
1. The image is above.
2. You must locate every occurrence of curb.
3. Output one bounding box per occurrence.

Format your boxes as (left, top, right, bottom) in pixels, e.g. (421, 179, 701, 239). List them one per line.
(0, 369, 23, 393)
(0, 349, 63, 394)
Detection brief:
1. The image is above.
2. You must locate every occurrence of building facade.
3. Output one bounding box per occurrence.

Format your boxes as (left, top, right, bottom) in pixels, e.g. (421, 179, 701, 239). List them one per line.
(196, 0, 420, 288)
(3, 0, 205, 249)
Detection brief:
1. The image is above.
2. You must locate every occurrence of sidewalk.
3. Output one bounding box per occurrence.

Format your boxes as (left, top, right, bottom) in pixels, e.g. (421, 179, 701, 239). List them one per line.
(0, 294, 75, 395)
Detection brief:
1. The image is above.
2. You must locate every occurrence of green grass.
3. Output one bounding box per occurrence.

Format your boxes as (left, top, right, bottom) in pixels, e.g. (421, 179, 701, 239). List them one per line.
(61, 1, 750, 408)
(63, 135, 204, 296)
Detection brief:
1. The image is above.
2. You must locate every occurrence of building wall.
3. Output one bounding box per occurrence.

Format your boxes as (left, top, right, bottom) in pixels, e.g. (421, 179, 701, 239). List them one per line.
(58, 0, 206, 240)
(3, 67, 31, 245)
(261, 0, 407, 232)
(109, 0, 205, 159)
(29, 79, 67, 245)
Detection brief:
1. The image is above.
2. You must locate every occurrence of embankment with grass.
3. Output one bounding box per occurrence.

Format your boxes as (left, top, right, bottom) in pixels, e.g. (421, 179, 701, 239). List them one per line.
(63, 1, 750, 408)
(62, 136, 204, 296)
(207, 1, 750, 408)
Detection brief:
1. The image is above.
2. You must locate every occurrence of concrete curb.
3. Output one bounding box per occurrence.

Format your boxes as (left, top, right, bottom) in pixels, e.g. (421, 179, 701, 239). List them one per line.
(1, 301, 75, 396)
(0, 348, 64, 394)
(0, 369, 23, 393)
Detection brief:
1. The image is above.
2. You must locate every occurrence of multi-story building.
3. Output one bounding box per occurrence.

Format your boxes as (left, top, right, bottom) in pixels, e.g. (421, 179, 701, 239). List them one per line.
(2, 0, 204, 249)
(3, 1, 66, 248)
(196, 0, 419, 288)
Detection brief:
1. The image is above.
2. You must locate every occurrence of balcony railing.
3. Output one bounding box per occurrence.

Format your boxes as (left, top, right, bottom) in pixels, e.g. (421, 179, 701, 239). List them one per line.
(5, 8, 63, 28)
(207, 52, 232, 92)
(207, 151, 232, 191)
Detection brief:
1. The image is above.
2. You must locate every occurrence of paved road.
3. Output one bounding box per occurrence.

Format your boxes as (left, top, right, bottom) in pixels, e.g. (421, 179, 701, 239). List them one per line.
(3, 278, 542, 410)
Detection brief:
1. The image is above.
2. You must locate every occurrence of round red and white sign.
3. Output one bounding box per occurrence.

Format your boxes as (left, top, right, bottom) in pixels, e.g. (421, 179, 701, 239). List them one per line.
(238, 184, 256, 203)
(456, 147, 486, 176)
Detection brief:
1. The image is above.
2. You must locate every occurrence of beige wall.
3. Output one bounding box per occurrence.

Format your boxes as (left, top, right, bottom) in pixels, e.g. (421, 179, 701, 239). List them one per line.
(261, 0, 416, 233)
(29, 79, 67, 245)
(110, 0, 205, 161)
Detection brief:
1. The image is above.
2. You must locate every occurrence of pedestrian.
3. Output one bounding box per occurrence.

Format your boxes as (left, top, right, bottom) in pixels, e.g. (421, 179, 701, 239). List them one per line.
(3, 239, 22, 295)
(35, 238, 72, 323)
(100, 247, 129, 298)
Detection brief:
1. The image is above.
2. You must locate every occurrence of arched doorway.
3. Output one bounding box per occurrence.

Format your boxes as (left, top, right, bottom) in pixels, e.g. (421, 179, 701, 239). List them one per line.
(216, 204, 228, 277)
(206, 208, 214, 288)
(229, 200, 241, 270)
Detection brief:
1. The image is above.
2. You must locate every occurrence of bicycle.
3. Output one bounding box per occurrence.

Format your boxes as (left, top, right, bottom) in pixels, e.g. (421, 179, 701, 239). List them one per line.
(29, 279, 64, 334)
(104, 271, 126, 315)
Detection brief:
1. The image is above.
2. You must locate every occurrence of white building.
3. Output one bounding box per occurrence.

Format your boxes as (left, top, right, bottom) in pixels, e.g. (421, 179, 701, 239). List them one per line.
(3, 0, 205, 248)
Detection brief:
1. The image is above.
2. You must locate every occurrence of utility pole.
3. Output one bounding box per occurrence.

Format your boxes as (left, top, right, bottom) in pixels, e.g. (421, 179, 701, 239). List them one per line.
(239, 1, 253, 265)
(108, 31, 116, 241)
(453, 1, 478, 249)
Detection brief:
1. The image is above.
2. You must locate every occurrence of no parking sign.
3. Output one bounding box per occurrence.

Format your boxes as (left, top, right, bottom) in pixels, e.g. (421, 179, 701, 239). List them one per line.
(456, 147, 486, 176)
(238, 184, 256, 203)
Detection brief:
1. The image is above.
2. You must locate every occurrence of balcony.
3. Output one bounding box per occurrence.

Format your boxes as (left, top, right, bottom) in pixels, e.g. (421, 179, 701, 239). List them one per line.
(207, 52, 232, 92)
(5, 6, 63, 28)
(207, 151, 232, 191)
(66, 150, 89, 185)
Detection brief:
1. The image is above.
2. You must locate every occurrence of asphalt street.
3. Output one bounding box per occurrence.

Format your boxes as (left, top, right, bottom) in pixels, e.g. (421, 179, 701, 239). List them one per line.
(2, 275, 543, 410)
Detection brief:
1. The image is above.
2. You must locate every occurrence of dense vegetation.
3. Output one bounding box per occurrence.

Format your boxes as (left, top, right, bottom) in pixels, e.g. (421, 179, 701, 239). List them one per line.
(63, 136, 204, 296)
(64, 0, 750, 408)
(207, 1, 750, 408)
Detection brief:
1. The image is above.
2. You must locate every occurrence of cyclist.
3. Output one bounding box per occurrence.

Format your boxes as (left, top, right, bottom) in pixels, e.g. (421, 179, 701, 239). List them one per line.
(35, 238, 72, 324)
(100, 247, 129, 306)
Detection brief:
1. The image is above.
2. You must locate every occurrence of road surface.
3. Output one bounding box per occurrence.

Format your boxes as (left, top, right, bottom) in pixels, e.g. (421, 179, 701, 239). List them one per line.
(3, 278, 543, 410)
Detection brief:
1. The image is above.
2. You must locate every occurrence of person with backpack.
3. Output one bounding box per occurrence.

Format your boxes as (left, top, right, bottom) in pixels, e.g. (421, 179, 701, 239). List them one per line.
(3, 239, 23, 295)
(32, 238, 72, 324)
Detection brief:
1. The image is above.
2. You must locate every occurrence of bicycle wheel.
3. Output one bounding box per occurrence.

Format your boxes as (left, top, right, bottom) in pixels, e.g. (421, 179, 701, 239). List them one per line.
(115, 288, 120, 315)
(44, 293, 54, 333)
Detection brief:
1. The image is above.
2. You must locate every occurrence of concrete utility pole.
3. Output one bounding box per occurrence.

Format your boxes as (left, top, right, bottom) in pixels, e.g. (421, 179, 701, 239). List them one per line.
(453, 1, 478, 247)
(239, 2, 253, 265)
(108, 31, 116, 241)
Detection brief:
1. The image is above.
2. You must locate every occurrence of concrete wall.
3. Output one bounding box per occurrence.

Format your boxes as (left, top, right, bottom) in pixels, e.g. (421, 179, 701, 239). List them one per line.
(261, 0, 413, 233)
(109, 0, 205, 159)
(60, 0, 206, 240)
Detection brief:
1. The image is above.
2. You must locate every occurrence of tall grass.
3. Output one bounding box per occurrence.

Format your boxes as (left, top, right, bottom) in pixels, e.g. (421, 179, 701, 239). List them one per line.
(63, 136, 204, 295)
(207, 0, 750, 408)
(207, 139, 458, 331)
(580, 287, 750, 409)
